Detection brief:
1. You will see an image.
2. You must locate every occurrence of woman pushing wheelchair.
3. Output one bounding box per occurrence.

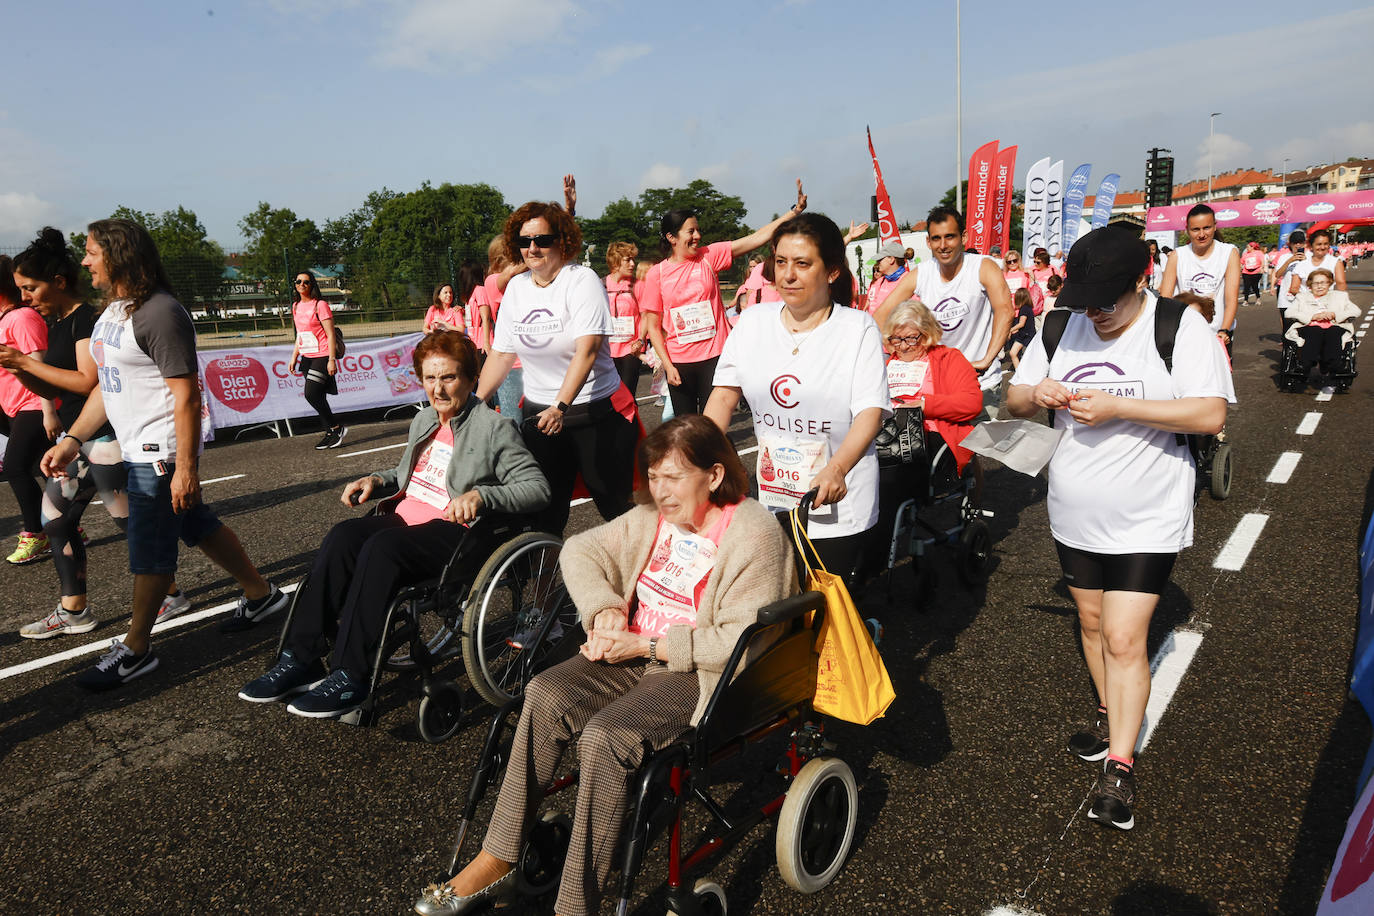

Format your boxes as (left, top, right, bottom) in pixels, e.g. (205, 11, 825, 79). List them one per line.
(237, 330, 551, 719)
(414, 415, 795, 916)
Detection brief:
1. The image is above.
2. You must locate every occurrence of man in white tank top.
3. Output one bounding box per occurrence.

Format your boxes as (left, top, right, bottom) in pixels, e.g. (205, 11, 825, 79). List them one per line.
(1160, 204, 1240, 342)
(873, 206, 1012, 407)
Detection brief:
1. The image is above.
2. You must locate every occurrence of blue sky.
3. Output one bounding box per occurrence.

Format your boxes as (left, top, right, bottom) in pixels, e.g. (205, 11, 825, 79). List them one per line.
(2, 0, 1371, 248)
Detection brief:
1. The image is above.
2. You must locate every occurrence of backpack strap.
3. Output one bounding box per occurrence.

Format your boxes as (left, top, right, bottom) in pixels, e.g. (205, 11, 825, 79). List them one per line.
(1151, 296, 1191, 448)
(1041, 308, 1071, 363)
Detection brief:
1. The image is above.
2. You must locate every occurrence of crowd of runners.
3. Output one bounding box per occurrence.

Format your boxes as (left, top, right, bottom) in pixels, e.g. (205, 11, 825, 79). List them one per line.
(0, 180, 1366, 912)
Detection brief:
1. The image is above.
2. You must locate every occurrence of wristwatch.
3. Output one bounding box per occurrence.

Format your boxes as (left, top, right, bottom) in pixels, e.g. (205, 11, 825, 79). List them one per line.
(648, 637, 659, 664)
(555, 400, 570, 413)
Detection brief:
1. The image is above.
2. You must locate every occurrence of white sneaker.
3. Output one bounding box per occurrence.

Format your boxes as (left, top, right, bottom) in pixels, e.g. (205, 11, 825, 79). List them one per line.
(156, 592, 192, 623)
(20, 605, 98, 639)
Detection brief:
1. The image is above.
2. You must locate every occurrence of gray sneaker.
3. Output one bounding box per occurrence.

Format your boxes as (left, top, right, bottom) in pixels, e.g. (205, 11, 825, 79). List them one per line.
(20, 605, 98, 639)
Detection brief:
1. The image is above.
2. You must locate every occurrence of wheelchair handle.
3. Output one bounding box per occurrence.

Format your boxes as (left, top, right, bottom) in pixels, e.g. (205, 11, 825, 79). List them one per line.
(756, 591, 826, 627)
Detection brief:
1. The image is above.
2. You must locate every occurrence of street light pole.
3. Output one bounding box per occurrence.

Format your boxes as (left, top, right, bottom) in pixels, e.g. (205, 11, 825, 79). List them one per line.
(1208, 111, 1221, 201)
(955, 0, 962, 214)
(1282, 157, 1290, 196)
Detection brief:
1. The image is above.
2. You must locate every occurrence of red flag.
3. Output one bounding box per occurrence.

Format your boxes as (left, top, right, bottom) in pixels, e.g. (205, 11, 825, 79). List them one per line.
(991, 145, 1018, 254)
(966, 140, 999, 253)
(867, 127, 903, 247)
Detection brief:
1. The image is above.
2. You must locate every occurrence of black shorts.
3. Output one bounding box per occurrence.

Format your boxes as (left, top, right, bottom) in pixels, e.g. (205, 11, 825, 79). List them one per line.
(1054, 541, 1176, 595)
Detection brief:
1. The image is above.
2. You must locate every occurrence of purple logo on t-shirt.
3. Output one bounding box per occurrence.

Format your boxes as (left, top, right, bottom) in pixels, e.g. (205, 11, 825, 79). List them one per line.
(1187, 271, 1220, 295)
(513, 308, 560, 350)
(1063, 361, 1144, 399)
(932, 295, 971, 331)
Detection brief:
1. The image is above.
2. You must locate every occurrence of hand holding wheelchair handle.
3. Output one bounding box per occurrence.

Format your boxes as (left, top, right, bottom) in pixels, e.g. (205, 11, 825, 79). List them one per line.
(443, 489, 484, 525)
(341, 475, 380, 507)
(808, 460, 848, 508)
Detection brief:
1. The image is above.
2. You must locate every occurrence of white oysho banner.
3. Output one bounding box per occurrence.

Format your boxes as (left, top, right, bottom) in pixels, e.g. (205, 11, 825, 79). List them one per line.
(197, 332, 425, 432)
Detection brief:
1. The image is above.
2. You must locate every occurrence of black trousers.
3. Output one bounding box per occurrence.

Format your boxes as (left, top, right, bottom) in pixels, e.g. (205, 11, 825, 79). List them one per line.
(1296, 325, 1346, 373)
(284, 514, 469, 680)
(0, 409, 48, 533)
(667, 356, 719, 416)
(521, 396, 637, 535)
(1241, 273, 1261, 299)
(612, 353, 643, 397)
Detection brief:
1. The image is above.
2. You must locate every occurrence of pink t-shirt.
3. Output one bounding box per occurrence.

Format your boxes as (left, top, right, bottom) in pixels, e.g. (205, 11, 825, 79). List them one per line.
(631, 501, 740, 638)
(0, 306, 46, 416)
(1004, 270, 1032, 293)
(639, 241, 734, 364)
(605, 275, 642, 359)
(739, 262, 783, 305)
(483, 273, 520, 369)
(292, 299, 333, 358)
(394, 424, 456, 526)
(424, 304, 465, 333)
(865, 273, 904, 316)
(466, 287, 488, 340)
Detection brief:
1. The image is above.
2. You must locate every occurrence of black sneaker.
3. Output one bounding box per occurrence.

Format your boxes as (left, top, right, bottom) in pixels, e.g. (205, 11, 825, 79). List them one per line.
(327, 425, 348, 449)
(1068, 707, 1110, 762)
(237, 649, 327, 703)
(285, 668, 367, 719)
(77, 639, 160, 691)
(220, 585, 290, 633)
(1087, 759, 1137, 830)
(314, 429, 338, 450)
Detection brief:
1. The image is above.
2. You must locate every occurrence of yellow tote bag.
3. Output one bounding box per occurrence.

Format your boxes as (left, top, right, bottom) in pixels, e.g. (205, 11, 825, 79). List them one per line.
(791, 508, 896, 725)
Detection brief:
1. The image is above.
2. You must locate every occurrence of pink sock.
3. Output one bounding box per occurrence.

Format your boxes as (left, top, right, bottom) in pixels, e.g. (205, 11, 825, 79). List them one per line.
(1107, 753, 1133, 770)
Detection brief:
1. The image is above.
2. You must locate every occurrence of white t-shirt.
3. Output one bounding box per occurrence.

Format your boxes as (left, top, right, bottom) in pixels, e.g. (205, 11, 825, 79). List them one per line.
(914, 254, 1000, 390)
(1010, 294, 1236, 553)
(1174, 241, 1236, 331)
(91, 294, 201, 464)
(493, 264, 620, 406)
(713, 303, 890, 539)
(1285, 253, 1339, 307)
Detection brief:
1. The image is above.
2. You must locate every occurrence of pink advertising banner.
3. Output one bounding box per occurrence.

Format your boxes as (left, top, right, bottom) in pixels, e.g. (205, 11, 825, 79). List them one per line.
(197, 332, 425, 434)
(1146, 190, 1374, 231)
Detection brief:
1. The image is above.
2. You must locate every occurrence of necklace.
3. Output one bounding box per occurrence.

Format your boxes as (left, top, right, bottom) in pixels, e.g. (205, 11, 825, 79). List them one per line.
(782, 305, 832, 355)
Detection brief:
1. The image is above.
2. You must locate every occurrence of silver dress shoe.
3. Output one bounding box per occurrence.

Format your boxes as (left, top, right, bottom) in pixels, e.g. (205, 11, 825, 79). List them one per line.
(413, 868, 517, 916)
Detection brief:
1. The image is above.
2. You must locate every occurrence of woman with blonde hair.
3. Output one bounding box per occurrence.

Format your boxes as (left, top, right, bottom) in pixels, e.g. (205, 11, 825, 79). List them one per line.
(604, 241, 645, 393)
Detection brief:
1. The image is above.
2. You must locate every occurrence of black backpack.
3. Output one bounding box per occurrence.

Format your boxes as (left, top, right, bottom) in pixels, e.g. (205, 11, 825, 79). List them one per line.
(1039, 298, 1202, 461)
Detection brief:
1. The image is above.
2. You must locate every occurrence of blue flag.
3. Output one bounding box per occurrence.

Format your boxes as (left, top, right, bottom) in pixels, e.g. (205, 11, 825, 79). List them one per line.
(1091, 174, 1120, 229)
(1061, 164, 1092, 250)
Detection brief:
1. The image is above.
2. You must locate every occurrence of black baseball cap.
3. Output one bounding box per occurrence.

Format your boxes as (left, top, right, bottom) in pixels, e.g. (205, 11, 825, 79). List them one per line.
(1055, 227, 1150, 314)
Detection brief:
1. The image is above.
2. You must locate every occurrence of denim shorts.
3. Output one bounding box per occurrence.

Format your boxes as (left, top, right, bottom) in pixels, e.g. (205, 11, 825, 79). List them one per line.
(126, 462, 223, 575)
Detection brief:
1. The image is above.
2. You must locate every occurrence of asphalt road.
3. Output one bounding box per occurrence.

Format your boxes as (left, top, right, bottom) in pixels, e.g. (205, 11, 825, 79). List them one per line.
(2, 269, 1372, 916)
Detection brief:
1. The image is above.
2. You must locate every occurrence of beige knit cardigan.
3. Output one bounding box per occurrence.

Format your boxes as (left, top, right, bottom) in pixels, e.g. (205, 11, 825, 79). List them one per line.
(560, 498, 798, 724)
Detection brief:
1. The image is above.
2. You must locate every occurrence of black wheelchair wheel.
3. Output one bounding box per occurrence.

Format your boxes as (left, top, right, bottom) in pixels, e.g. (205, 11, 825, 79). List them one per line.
(516, 811, 571, 897)
(462, 532, 579, 708)
(668, 880, 728, 916)
(1209, 442, 1233, 501)
(956, 520, 993, 585)
(416, 680, 465, 744)
(775, 757, 857, 893)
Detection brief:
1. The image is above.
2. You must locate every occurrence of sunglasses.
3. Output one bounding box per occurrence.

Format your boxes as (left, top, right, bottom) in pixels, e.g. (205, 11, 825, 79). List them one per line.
(294, 279, 312, 286)
(1066, 301, 1116, 315)
(517, 233, 560, 249)
(885, 335, 924, 347)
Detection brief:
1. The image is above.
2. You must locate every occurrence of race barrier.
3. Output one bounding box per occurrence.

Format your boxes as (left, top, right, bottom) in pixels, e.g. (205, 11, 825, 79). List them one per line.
(1317, 514, 1374, 913)
(1148, 190, 1374, 231)
(197, 332, 424, 436)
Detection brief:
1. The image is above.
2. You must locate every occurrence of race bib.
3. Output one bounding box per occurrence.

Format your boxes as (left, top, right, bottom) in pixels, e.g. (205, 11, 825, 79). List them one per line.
(403, 439, 453, 511)
(886, 358, 929, 400)
(633, 522, 716, 637)
(670, 300, 716, 344)
(611, 315, 636, 344)
(296, 330, 321, 356)
(756, 433, 832, 516)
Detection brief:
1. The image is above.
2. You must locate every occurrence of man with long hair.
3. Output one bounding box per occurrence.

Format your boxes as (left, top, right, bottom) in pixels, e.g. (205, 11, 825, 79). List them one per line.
(41, 219, 289, 689)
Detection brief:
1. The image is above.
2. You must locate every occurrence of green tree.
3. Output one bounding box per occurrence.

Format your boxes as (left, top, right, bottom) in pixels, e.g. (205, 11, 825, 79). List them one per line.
(581, 179, 751, 278)
(1249, 186, 1267, 199)
(237, 203, 327, 304)
(71, 206, 226, 313)
(580, 196, 656, 263)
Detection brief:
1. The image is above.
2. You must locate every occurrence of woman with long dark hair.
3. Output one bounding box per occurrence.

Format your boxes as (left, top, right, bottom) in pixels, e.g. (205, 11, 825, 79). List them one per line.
(424, 283, 464, 334)
(640, 179, 808, 415)
(0, 255, 51, 565)
(288, 270, 345, 449)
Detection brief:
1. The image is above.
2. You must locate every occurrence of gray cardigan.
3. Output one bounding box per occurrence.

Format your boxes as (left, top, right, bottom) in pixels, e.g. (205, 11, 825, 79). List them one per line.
(373, 397, 551, 515)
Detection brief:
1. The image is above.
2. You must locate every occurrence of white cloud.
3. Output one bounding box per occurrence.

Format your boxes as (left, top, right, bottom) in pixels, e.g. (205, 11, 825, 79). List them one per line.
(639, 163, 683, 188)
(588, 42, 651, 79)
(695, 162, 731, 182)
(0, 193, 57, 244)
(372, 0, 580, 72)
(1269, 121, 1374, 172)
(1192, 131, 1253, 179)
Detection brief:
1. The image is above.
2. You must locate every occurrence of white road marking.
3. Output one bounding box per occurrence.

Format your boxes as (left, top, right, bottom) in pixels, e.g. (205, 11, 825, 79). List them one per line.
(0, 583, 300, 682)
(1296, 412, 1322, 435)
(93, 473, 243, 505)
(1316, 388, 1334, 401)
(1266, 452, 1302, 484)
(635, 395, 659, 403)
(1214, 513, 1269, 570)
(738, 445, 759, 456)
(1136, 629, 1206, 753)
(986, 908, 1044, 916)
(336, 442, 407, 458)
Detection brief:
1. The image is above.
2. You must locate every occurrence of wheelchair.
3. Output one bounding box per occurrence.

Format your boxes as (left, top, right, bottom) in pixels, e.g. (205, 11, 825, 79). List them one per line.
(273, 507, 578, 743)
(1278, 331, 1358, 393)
(439, 590, 858, 915)
(874, 406, 994, 604)
(1191, 433, 1233, 501)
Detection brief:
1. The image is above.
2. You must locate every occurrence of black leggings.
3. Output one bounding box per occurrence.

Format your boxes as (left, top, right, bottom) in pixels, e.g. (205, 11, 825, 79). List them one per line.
(300, 355, 337, 429)
(1296, 325, 1346, 373)
(613, 353, 643, 397)
(1, 409, 48, 533)
(521, 396, 638, 536)
(1054, 541, 1176, 595)
(777, 512, 872, 589)
(667, 356, 719, 416)
(43, 438, 128, 597)
(1242, 273, 1261, 299)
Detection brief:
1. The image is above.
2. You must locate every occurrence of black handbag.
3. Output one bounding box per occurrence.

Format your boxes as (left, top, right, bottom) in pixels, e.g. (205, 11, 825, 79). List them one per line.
(875, 406, 926, 466)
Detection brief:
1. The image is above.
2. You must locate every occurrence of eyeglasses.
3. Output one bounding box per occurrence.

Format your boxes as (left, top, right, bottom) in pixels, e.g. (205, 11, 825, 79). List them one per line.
(517, 234, 560, 249)
(294, 279, 312, 286)
(885, 335, 924, 347)
(1066, 301, 1116, 315)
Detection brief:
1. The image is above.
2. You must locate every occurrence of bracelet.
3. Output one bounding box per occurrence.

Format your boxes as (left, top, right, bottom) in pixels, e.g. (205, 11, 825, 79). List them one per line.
(65, 435, 83, 448)
(648, 637, 659, 665)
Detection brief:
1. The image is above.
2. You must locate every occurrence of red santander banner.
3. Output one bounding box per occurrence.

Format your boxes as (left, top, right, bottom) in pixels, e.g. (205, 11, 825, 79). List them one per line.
(992, 145, 1018, 254)
(867, 127, 903, 247)
(198, 332, 424, 433)
(966, 140, 999, 254)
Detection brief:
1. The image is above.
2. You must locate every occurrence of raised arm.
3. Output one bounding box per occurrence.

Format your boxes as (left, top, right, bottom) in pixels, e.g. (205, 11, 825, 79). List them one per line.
(729, 179, 807, 259)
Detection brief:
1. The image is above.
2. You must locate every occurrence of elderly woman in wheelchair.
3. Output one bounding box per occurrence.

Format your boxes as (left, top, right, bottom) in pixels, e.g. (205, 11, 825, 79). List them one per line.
(415, 414, 795, 916)
(237, 330, 550, 719)
(1282, 268, 1360, 393)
